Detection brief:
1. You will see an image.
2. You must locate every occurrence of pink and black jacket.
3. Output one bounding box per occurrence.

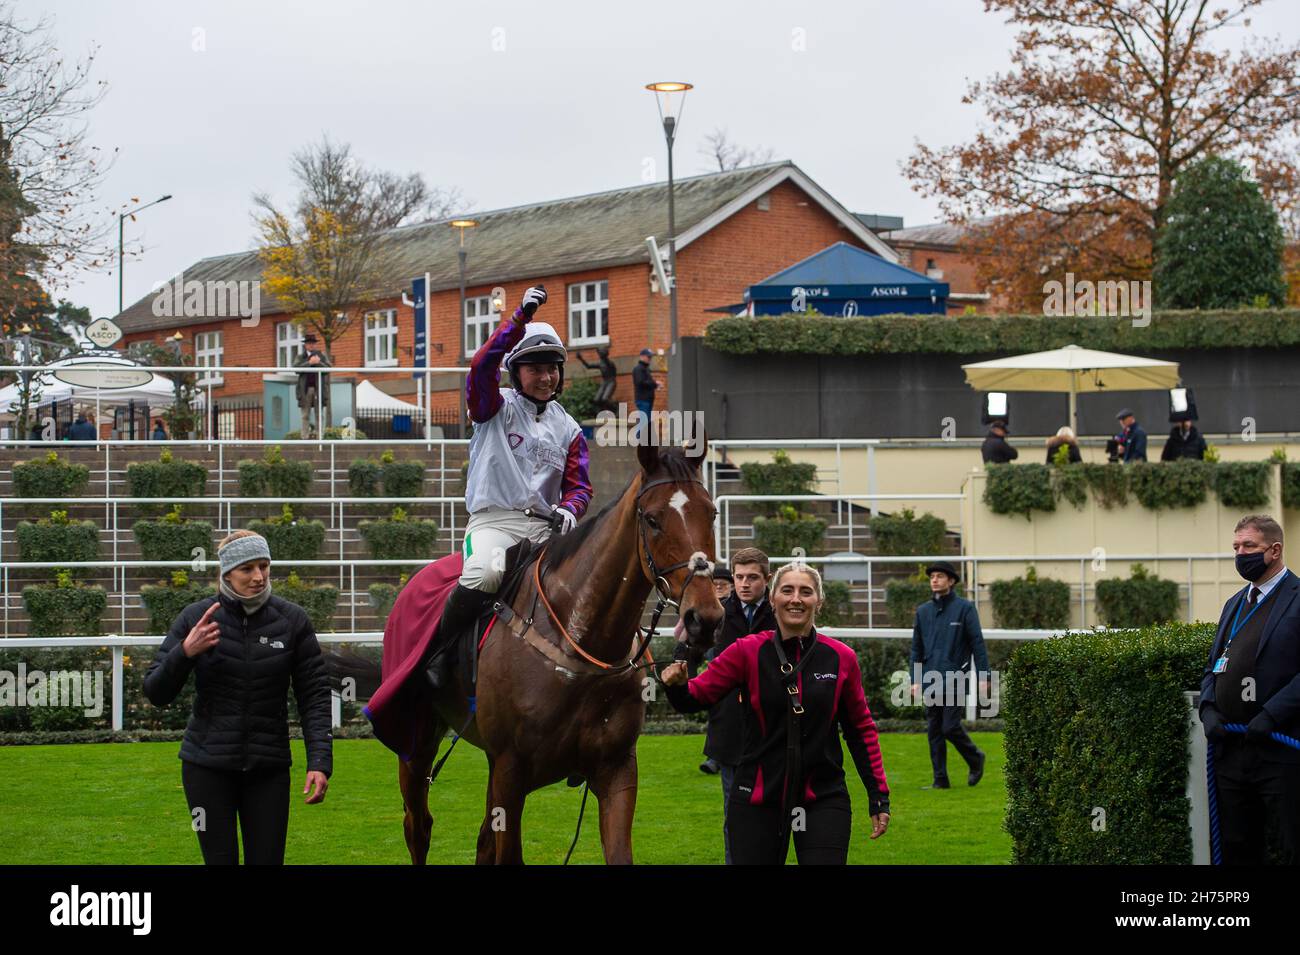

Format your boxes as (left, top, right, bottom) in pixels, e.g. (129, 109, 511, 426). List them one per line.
(667, 629, 891, 817)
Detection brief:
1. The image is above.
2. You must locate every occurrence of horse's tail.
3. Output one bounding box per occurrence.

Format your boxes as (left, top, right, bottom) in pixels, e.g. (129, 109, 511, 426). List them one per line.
(324, 649, 384, 700)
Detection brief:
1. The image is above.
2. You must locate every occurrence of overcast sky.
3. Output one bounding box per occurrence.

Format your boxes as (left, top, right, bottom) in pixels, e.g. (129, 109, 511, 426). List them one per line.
(23, 0, 1300, 320)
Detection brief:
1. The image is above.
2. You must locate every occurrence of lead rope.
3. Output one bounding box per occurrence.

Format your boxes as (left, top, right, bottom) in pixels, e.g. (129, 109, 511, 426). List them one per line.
(1207, 723, 1300, 864)
(564, 782, 591, 865)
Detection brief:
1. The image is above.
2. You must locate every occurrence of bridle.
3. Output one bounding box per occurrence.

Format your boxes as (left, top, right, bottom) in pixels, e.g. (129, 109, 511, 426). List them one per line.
(530, 475, 715, 674)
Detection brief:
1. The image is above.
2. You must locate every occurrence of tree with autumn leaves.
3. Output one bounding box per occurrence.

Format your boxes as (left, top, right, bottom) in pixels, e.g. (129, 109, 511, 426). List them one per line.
(906, 0, 1300, 310)
(253, 139, 463, 357)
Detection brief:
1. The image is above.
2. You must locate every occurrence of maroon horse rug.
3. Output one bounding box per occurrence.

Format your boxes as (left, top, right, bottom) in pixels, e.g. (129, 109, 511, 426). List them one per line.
(363, 553, 464, 760)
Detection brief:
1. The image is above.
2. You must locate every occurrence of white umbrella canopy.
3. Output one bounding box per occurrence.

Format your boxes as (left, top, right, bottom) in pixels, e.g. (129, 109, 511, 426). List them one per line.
(962, 344, 1180, 433)
(355, 379, 420, 413)
(0, 354, 177, 415)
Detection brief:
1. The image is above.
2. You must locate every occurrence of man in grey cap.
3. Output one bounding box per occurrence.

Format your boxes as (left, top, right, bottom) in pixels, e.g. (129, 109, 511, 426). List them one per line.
(1115, 408, 1148, 463)
(909, 560, 990, 789)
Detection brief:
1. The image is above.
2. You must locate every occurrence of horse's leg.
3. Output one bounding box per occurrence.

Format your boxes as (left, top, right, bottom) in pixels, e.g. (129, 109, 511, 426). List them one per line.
(475, 753, 497, 865)
(590, 753, 639, 865)
(397, 715, 447, 866)
(489, 751, 528, 865)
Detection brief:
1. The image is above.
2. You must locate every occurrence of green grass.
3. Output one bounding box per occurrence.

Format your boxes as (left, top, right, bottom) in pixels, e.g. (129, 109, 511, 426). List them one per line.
(0, 733, 1010, 864)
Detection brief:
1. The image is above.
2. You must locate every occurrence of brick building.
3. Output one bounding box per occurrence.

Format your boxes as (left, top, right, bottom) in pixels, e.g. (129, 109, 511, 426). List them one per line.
(112, 161, 899, 433)
(878, 219, 1002, 313)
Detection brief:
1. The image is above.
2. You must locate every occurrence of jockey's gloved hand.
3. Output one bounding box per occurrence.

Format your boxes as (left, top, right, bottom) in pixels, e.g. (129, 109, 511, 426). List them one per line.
(519, 285, 548, 320)
(551, 505, 577, 535)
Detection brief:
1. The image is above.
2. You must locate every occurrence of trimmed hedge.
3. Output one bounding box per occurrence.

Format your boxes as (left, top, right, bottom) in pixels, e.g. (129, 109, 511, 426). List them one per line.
(12, 454, 90, 499)
(751, 513, 827, 558)
(868, 509, 947, 555)
(277, 575, 340, 632)
(22, 583, 107, 636)
(139, 578, 217, 633)
(1095, 564, 1180, 629)
(246, 515, 327, 563)
(348, 460, 381, 497)
(1004, 622, 1212, 863)
(368, 578, 410, 629)
(347, 458, 426, 499)
(1128, 460, 1211, 510)
(985, 460, 1277, 517)
(984, 463, 1055, 518)
(238, 447, 313, 499)
(989, 568, 1071, 629)
(132, 519, 213, 563)
(125, 458, 207, 514)
(16, 518, 99, 573)
(819, 580, 854, 627)
(740, 450, 818, 516)
(884, 574, 931, 627)
(0, 649, 111, 732)
(358, 513, 440, 561)
(1284, 462, 1300, 509)
(703, 308, 1300, 356)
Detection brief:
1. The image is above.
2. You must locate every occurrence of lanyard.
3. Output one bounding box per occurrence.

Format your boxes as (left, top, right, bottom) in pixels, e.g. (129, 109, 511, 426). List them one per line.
(1223, 570, 1288, 652)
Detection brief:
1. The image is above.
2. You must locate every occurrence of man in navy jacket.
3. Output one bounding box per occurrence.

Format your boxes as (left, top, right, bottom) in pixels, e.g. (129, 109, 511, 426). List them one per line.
(1200, 514, 1300, 864)
(910, 561, 990, 789)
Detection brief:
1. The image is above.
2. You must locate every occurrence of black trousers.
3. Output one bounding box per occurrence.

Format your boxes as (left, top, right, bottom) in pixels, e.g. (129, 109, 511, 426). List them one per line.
(925, 703, 982, 783)
(727, 794, 852, 865)
(181, 761, 291, 865)
(1214, 739, 1300, 865)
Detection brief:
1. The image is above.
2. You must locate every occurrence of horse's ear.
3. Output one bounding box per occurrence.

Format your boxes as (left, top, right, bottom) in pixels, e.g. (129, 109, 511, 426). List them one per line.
(637, 441, 660, 474)
(685, 426, 708, 470)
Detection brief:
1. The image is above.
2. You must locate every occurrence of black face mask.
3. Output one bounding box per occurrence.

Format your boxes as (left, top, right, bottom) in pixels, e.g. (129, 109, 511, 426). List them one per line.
(1236, 549, 1276, 582)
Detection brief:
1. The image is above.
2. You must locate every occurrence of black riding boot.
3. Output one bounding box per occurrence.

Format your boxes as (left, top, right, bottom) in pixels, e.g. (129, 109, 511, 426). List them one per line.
(426, 584, 494, 693)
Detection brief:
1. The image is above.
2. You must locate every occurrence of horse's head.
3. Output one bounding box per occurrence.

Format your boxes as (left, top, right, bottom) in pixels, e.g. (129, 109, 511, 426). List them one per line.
(634, 434, 724, 654)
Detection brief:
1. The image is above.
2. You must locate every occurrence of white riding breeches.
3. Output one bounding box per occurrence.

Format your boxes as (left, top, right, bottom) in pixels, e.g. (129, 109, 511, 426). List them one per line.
(459, 507, 553, 592)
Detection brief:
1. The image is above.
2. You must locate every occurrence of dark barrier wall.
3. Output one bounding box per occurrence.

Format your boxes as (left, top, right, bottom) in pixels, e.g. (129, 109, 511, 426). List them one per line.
(673, 338, 1300, 440)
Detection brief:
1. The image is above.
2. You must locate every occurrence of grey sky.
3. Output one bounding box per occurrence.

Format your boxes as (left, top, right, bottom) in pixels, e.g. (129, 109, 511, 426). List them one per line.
(24, 0, 1300, 320)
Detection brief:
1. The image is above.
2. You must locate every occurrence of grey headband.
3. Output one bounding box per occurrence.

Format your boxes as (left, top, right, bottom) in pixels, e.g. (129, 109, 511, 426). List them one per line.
(218, 534, 271, 576)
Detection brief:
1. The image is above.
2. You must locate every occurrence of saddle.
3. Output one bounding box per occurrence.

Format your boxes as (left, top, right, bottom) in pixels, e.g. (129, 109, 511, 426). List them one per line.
(426, 537, 544, 693)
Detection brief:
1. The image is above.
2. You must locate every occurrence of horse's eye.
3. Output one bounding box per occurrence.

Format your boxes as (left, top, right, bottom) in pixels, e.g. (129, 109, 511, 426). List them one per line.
(645, 515, 660, 531)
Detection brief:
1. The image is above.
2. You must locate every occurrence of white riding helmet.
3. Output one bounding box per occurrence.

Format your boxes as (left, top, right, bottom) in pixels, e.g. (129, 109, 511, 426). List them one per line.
(504, 322, 567, 397)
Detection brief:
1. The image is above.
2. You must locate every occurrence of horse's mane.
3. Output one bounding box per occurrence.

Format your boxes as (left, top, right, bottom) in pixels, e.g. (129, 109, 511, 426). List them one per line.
(543, 447, 702, 571)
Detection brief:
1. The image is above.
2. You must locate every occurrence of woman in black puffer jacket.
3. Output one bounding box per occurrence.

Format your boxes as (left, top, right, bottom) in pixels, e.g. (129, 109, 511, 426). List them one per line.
(144, 530, 333, 865)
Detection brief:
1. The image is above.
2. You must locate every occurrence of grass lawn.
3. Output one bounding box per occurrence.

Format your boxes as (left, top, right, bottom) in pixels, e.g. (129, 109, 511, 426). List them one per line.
(0, 732, 1010, 865)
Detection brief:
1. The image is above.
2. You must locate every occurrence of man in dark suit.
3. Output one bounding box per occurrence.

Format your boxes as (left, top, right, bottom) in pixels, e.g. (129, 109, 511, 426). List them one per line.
(1200, 514, 1300, 865)
(980, 419, 1018, 464)
(700, 546, 775, 864)
(910, 560, 990, 789)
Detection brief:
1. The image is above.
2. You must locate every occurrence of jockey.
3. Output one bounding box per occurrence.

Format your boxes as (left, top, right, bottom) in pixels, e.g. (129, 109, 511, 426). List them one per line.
(428, 285, 593, 688)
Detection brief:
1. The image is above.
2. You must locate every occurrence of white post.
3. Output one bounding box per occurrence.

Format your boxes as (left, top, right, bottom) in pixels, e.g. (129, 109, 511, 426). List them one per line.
(331, 689, 342, 730)
(112, 645, 124, 732)
(1185, 691, 1210, 864)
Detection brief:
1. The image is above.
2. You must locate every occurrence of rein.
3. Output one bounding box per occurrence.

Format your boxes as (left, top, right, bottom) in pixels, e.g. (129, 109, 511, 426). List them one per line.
(528, 475, 714, 675)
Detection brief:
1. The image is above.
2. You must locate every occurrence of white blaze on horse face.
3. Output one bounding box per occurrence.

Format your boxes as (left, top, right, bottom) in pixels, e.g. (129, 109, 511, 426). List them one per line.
(669, 490, 689, 525)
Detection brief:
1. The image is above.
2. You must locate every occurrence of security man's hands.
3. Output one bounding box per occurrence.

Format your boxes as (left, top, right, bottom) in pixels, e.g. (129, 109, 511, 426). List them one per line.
(519, 285, 547, 321)
(661, 661, 688, 686)
(1246, 709, 1277, 742)
(1201, 705, 1229, 743)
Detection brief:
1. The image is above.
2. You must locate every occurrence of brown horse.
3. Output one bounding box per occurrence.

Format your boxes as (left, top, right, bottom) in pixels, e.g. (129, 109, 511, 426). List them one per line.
(397, 439, 723, 864)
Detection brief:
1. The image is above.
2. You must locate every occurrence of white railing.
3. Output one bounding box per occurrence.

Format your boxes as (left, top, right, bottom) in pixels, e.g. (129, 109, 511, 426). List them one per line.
(713, 492, 965, 560)
(2, 627, 1068, 731)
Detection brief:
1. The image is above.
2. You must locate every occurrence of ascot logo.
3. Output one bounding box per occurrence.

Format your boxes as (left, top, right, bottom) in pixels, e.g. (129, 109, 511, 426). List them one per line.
(507, 433, 524, 450)
(49, 885, 151, 935)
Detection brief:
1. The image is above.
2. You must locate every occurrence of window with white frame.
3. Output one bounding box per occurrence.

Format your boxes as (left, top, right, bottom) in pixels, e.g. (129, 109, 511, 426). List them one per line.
(567, 280, 609, 345)
(463, 295, 494, 358)
(364, 309, 398, 367)
(194, 331, 223, 385)
(276, 322, 305, 367)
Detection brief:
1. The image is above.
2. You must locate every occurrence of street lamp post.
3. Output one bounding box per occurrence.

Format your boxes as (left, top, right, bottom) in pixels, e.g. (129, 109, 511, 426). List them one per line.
(450, 219, 479, 438)
(118, 195, 173, 315)
(646, 82, 692, 355)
